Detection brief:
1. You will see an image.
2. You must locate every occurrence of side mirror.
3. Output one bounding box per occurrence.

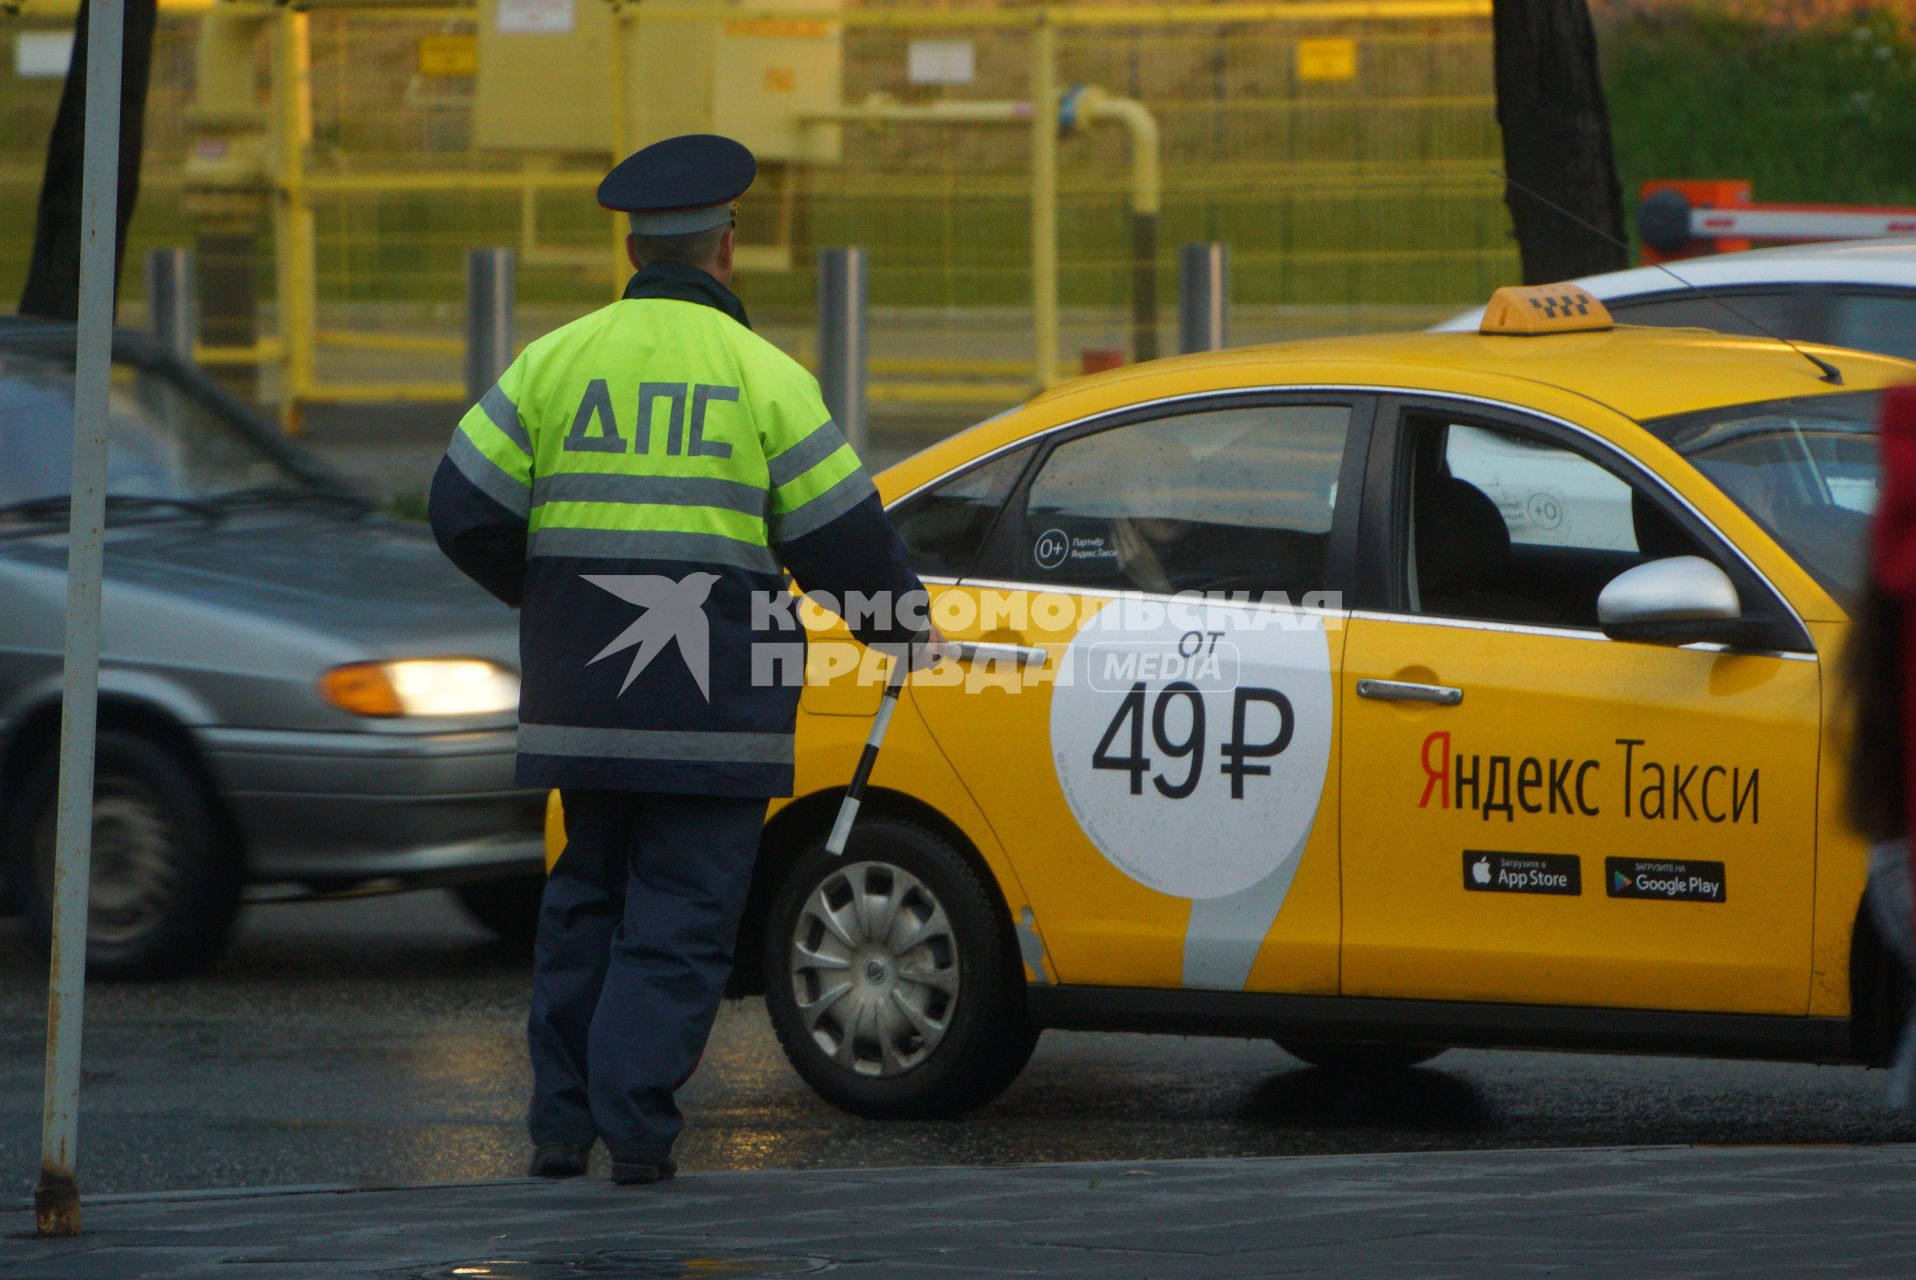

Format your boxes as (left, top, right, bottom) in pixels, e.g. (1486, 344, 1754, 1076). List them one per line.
(1597, 555, 1760, 646)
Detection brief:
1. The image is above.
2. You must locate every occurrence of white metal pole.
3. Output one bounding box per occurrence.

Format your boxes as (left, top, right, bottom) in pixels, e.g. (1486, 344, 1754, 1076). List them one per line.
(36, 0, 124, 1240)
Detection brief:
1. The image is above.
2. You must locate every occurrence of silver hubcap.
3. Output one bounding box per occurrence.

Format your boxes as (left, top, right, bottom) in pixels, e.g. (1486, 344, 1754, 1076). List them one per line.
(788, 860, 960, 1078)
(35, 781, 180, 946)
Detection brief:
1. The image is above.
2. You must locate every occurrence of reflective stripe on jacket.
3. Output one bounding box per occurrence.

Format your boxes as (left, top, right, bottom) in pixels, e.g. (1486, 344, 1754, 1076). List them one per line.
(429, 262, 923, 796)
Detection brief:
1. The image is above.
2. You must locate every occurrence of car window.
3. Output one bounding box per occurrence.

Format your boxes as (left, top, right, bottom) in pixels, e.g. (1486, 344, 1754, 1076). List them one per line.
(1607, 290, 1801, 339)
(1644, 389, 1880, 607)
(1405, 414, 1708, 628)
(889, 445, 1033, 580)
(1446, 425, 1638, 551)
(1017, 402, 1352, 596)
(1829, 293, 1916, 362)
(0, 350, 304, 506)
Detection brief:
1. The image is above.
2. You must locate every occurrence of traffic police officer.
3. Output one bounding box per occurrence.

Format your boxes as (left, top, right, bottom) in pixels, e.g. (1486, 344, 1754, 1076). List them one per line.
(429, 134, 928, 1184)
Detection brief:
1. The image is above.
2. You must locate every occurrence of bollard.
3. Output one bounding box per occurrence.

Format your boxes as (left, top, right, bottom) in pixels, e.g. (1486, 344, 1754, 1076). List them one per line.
(1131, 212, 1158, 363)
(1178, 242, 1230, 354)
(144, 248, 196, 362)
(466, 248, 516, 405)
(196, 232, 259, 402)
(817, 247, 868, 453)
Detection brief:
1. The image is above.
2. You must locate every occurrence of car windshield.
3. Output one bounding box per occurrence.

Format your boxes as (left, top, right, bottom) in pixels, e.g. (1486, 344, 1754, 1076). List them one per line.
(1642, 389, 1881, 607)
(0, 348, 311, 511)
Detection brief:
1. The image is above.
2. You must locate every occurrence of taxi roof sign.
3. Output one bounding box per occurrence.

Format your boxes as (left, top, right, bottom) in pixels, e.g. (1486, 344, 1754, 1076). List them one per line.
(1479, 283, 1613, 336)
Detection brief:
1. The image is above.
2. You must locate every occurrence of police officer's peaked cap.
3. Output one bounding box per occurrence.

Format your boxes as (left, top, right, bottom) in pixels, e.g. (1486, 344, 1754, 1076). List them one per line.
(599, 134, 757, 237)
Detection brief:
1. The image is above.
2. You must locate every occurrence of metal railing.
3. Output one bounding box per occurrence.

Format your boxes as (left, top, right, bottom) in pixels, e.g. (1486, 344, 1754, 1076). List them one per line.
(1, 0, 1511, 430)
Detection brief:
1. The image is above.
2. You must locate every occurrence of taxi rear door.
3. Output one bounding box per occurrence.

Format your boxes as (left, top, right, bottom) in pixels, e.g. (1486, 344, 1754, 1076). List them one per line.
(904, 393, 1373, 994)
(1338, 399, 1821, 1015)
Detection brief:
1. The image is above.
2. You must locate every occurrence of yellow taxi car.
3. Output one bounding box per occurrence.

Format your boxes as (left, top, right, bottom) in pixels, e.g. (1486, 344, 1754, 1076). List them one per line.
(548, 285, 1912, 1119)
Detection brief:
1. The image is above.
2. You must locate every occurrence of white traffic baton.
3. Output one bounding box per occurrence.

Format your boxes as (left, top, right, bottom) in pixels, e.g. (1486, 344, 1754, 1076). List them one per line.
(825, 650, 910, 856)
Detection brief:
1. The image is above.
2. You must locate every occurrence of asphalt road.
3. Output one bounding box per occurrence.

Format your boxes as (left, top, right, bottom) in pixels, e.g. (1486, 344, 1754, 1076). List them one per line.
(4, 891, 1914, 1200)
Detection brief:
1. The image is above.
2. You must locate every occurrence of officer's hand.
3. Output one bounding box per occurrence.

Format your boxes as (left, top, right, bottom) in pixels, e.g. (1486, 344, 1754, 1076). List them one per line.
(911, 626, 951, 672)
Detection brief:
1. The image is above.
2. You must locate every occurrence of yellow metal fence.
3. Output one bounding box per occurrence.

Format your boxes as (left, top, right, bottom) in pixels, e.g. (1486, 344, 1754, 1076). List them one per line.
(0, 0, 1515, 431)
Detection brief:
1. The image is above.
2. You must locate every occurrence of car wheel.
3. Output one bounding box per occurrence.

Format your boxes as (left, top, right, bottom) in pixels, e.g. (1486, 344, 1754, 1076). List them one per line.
(763, 817, 1037, 1118)
(454, 874, 544, 946)
(6, 731, 238, 981)
(1276, 1039, 1447, 1072)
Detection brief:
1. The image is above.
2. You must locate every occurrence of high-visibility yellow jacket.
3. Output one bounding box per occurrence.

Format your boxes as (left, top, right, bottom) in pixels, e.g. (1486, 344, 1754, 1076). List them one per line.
(429, 262, 923, 796)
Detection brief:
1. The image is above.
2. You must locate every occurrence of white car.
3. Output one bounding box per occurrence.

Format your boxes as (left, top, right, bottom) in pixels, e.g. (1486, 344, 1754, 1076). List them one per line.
(1435, 238, 1916, 362)
(1433, 240, 1913, 549)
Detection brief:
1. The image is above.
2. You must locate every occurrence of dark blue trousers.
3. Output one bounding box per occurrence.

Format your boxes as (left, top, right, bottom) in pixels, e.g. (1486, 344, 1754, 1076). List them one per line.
(527, 790, 767, 1162)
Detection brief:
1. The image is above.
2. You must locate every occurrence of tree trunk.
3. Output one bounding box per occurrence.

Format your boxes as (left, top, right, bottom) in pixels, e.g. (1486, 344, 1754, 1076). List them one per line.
(1491, 0, 1629, 284)
(18, 0, 161, 321)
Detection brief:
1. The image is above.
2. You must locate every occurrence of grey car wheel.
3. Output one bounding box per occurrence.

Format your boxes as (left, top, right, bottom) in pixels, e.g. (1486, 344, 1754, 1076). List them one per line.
(7, 731, 238, 980)
(40, 783, 180, 949)
(763, 817, 1037, 1118)
(789, 859, 961, 1078)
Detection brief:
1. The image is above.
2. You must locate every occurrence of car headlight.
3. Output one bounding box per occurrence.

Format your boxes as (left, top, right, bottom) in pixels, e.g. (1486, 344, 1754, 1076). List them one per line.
(319, 659, 519, 718)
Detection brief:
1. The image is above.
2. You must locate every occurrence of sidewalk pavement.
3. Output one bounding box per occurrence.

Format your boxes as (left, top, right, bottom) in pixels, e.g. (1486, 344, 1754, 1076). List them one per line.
(10, 1145, 1916, 1279)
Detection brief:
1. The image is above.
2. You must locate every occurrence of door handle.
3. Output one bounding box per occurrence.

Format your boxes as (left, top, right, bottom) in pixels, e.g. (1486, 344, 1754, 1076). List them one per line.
(950, 641, 1049, 668)
(1357, 678, 1462, 706)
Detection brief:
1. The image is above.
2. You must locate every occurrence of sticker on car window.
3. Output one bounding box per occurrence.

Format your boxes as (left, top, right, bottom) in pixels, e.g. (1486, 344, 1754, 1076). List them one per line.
(1033, 527, 1070, 570)
(1030, 519, 1120, 574)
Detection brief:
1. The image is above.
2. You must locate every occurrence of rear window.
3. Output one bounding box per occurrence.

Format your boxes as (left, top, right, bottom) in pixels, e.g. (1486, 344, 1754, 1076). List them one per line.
(1608, 290, 1802, 339)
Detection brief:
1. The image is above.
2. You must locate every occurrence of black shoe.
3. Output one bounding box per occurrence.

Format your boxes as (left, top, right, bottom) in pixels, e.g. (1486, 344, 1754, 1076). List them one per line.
(610, 1157, 677, 1185)
(528, 1145, 590, 1178)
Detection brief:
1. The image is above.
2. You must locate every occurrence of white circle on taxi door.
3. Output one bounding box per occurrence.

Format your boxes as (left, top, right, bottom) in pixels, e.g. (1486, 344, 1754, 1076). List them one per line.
(1048, 600, 1334, 900)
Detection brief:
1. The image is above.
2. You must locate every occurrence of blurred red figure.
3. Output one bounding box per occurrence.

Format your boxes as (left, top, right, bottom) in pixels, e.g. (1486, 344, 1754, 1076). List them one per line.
(1856, 387, 1916, 854)
(1850, 384, 1916, 1108)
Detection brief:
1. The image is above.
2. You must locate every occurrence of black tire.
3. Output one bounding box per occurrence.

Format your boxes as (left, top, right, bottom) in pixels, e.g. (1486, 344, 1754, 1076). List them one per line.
(762, 817, 1037, 1119)
(4, 731, 239, 981)
(1276, 1039, 1447, 1072)
(454, 873, 545, 946)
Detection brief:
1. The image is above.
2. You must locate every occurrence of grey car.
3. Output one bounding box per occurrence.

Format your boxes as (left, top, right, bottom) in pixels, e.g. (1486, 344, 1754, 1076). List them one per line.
(0, 318, 543, 978)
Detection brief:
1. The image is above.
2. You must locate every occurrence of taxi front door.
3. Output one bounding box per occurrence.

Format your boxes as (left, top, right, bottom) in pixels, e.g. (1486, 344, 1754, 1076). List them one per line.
(1338, 404, 1821, 1015)
(907, 396, 1371, 996)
